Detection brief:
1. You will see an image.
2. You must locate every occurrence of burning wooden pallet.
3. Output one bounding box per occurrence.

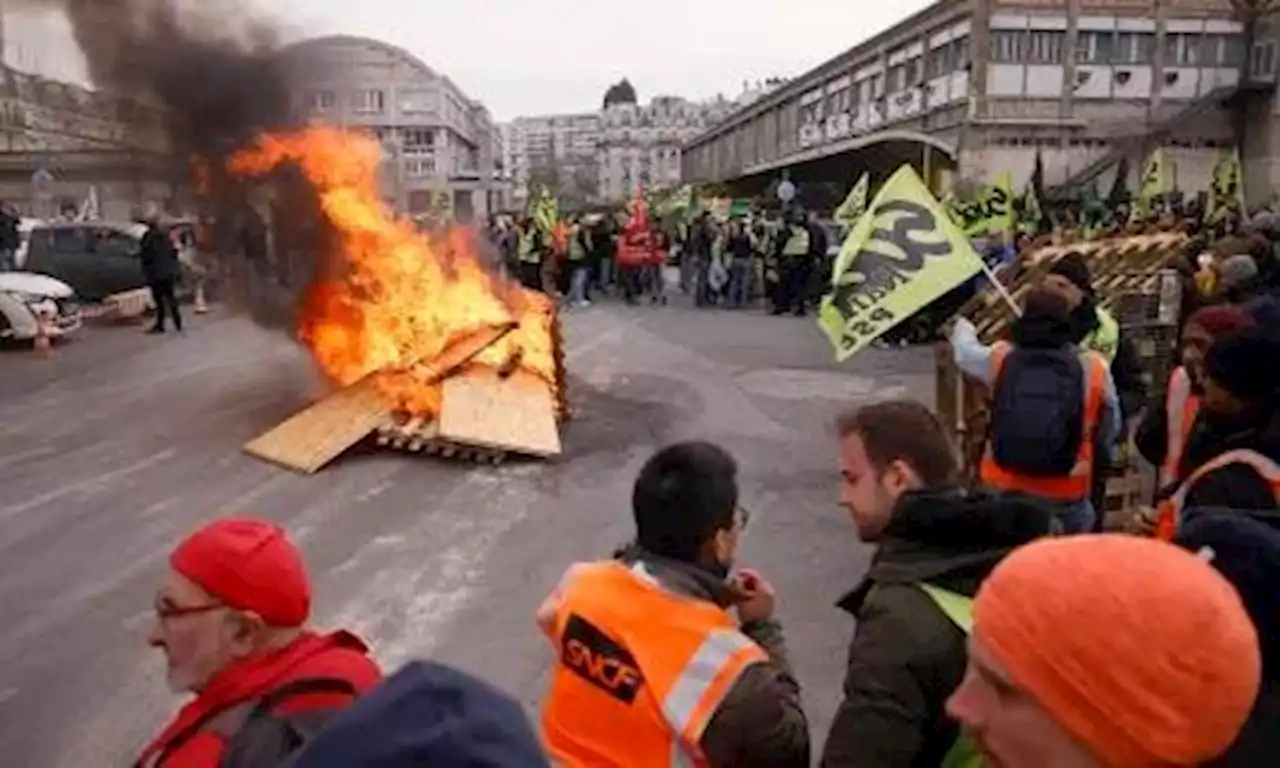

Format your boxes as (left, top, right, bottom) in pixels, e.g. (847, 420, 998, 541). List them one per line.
(937, 231, 1188, 518)
(243, 310, 566, 474)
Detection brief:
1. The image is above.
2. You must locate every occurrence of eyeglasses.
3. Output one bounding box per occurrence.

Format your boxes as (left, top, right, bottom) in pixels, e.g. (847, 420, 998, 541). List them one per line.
(154, 599, 224, 621)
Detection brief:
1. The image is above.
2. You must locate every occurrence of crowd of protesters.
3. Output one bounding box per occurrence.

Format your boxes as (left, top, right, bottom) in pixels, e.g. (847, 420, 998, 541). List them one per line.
(487, 205, 832, 316)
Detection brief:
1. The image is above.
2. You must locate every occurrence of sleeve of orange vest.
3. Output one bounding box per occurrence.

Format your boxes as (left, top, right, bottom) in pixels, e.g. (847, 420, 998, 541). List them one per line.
(1181, 463, 1280, 511)
(698, 619, 810, 768)
(819, 587, 964, 767)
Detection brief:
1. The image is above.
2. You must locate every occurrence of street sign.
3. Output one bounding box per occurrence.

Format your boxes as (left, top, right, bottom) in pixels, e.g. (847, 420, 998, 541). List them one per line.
(777, 179, 796, 202)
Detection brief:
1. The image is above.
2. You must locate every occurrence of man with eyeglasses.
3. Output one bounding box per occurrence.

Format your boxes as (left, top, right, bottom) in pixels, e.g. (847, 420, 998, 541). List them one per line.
(135, 517, 381, 767)
(537, 441, 810, 768)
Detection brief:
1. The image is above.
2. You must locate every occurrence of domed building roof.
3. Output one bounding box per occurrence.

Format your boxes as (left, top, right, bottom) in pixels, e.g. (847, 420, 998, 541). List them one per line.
(602, 78, 637, 108)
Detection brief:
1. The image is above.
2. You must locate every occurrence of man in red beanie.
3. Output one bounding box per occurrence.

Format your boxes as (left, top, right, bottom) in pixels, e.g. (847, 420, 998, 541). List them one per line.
(136, 517, 381, 767)
(1135, 305, 1255, 494)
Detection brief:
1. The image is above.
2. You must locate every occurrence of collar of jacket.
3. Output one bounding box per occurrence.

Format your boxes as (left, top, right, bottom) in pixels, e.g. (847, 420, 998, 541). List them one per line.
(618, 545, 735, 608)
(837, 488, 1055, 616)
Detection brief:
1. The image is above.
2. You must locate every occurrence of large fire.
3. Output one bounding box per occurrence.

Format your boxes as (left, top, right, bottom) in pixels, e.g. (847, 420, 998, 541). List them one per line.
(225, 127, 556, 416)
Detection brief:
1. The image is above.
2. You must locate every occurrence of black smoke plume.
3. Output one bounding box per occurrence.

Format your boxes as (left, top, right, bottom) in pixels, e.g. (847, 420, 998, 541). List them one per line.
(16, 0, 333, 328)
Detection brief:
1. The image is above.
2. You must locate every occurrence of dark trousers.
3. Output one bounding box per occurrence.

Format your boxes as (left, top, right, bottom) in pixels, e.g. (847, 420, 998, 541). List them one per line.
(517, 261, 541, 291)
(149, 279, 183, 331)
(775, 259, 812, 314)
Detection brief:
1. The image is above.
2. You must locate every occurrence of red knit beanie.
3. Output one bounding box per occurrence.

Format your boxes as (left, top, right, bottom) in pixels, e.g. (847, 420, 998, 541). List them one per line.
(974, 535, 1260, 766)
(170, 517, 311, 627)
(1185, 304, 1254, 337)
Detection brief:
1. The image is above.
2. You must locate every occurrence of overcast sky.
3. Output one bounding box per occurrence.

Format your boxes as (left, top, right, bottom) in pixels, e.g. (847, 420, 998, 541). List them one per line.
(6, 0, 936, 121)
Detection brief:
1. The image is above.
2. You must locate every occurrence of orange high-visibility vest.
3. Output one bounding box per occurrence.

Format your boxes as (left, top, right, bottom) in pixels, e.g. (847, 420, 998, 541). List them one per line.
(1154, 448, 1280, 541)
(540, 561, 767, 767)
(1159, 366, 1201, 491)
(979, 342, 1109, 502)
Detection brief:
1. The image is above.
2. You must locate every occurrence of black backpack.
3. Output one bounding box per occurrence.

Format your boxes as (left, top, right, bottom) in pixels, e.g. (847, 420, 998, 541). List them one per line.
(990, 347, 1087, 477)
(135, 678, 359, 768)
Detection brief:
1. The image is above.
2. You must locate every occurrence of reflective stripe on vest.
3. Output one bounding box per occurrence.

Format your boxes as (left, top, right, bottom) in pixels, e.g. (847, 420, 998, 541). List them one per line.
(542, 561, 767, 767)
(979, 341, 1108, 502)
(915, 585, 984, 768)
(1154, 448, 1280, 541)
(1159, 367, 1200, 491)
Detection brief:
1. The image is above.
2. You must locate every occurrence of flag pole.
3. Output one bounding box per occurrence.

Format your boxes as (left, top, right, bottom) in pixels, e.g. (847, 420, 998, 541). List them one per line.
(978, 253, 1022, 317)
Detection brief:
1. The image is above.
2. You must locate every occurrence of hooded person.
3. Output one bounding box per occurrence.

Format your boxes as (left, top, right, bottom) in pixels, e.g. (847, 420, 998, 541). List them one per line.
(1176, 510, 1280, 766)
(289, 661, 549, 767)
(946, 535, 1261, 767)
(821, 400, 1056, 767)
(136, 517, 382, 768)
(1136, 305, 1256, 494)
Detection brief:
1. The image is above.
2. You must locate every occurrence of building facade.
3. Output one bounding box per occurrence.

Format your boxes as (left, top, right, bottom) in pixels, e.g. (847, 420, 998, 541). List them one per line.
(281, 35, 504, 221)
(683, 0, 1279, 208)
(506, 80, 745, 207)
(0, 8, 175, 219)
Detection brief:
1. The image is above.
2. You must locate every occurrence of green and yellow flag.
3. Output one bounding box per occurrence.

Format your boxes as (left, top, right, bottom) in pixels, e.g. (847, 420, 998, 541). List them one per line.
(819, 165, 986, 361)
(1205, 148, 1246, 226)
(833, 173, 870, 231)
(949, 171, 1015, 237)
(1130, 149, 1170, 224)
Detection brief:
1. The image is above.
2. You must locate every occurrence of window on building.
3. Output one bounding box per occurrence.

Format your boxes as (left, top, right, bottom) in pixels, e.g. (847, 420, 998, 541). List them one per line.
(1027, 31, 1065, 64)
(405, 157, 435, 177)
(1220, 34, 1246, 67)
(1163, 33, 1201, 67)
(402, 128, 434, 148)
(1115, 32, 1155, 64)
(353, 89, 385, 113)
(871, 73, 885, 98)
(905, 57, 922, 85)
(927, 44, 951, 78)
(305, 90, 335, 111)
(887, 64, 905, 92)
(991, 30, 1027, 63)
(953, 37, 971, 70)
(1076, 31, 1112, 64)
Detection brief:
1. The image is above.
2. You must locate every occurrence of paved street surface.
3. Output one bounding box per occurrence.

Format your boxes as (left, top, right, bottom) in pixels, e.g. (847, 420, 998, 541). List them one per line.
(0, 299, 934, 766)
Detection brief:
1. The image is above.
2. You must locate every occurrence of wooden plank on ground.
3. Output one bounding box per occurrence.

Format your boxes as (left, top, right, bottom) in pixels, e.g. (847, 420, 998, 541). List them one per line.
(243, 377, 391, 473)
(436, 370, 562, 457)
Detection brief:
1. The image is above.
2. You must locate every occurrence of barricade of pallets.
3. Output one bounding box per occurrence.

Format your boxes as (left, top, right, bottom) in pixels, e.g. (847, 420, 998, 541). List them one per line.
(936, 232, 1187, 518)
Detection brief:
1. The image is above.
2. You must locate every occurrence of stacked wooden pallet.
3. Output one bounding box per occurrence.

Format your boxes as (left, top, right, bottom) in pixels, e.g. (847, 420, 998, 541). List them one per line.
(937, 232, 1188, 516)
(243, 308, 566, 474)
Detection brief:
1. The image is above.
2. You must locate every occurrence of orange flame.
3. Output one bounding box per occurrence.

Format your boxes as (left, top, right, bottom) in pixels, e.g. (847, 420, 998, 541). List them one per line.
(226, 126, 555, 416)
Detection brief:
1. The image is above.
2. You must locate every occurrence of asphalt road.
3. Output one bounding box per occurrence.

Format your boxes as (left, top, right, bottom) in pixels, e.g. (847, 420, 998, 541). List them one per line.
(0, 299, 934, 766)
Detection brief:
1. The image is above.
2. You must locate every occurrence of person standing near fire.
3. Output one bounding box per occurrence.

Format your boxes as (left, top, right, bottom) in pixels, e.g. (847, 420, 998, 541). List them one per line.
(137, 207, 185, 335)
(514, 216, 544, 292)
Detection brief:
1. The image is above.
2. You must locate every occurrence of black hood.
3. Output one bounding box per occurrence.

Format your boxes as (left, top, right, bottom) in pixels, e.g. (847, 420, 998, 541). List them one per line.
(1177, 508, 1280, 677)
(838, 489, 1055, 614)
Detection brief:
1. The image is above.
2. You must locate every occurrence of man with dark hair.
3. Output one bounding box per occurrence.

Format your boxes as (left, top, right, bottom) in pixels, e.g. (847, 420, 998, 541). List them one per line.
(538, 441, 809, 768)
(822, 399, 1055, 768)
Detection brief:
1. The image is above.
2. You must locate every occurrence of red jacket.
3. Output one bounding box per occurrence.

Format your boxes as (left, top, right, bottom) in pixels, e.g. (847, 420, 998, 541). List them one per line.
(136, 630, 381, 767)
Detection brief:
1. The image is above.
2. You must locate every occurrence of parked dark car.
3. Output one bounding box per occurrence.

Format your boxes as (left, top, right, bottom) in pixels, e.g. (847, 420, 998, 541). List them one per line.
(23, 221, 194, 302)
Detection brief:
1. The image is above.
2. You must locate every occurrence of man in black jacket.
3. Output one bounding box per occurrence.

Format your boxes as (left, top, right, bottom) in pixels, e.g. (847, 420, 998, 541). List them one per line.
(822, 400, 1055, 767)
(137, 209, 183, 334)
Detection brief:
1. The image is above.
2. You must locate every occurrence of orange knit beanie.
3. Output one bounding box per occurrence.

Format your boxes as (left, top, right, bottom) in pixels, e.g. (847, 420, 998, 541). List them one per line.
(973, 535, 1261, 766)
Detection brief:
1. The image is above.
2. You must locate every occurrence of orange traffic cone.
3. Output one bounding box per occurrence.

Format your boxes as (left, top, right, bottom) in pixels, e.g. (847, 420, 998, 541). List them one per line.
(32, 310, 52, 356)
(193, 281, 209, 314)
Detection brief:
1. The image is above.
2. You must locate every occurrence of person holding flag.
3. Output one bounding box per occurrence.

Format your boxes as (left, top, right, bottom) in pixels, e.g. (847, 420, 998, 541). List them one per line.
(617, 193, 654, 305)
